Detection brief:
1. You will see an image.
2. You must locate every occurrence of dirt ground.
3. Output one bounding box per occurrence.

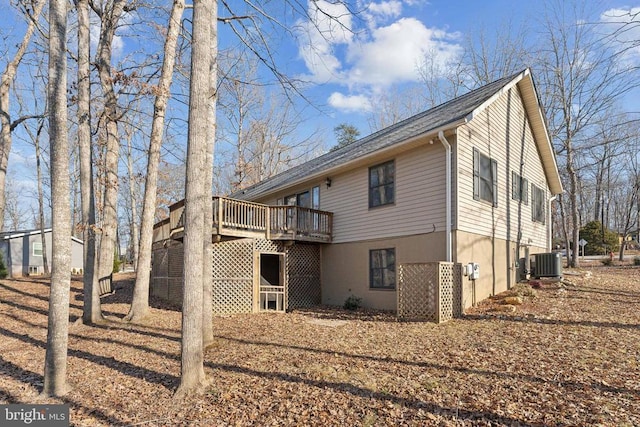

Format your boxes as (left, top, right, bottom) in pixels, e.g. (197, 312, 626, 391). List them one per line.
(0, 265, 639, 426)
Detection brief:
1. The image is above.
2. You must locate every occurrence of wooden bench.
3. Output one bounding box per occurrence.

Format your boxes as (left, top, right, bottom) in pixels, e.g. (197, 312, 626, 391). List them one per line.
(98, 273, 113, 296)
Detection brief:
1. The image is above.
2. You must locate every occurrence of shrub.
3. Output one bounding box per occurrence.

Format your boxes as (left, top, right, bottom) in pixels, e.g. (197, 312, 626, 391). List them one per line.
(0, 252, 7, 279)
(579, 221, 619, 255)
(113, 254, 123, 274)
(634, 257, 640, 266)
(343, 294, 362, 310)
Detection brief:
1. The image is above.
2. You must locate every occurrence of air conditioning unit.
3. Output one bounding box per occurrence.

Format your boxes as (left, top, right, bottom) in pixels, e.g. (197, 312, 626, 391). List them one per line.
(531, 252, 562, 279)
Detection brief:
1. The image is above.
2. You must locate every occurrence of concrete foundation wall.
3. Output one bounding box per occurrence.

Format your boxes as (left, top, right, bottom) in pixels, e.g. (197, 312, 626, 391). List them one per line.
(321, 233, 446, 311)
(454, 230, 546, 308)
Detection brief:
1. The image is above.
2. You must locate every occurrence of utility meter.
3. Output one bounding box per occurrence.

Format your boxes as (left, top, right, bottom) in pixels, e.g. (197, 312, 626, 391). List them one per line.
(467, 262, 480, 280)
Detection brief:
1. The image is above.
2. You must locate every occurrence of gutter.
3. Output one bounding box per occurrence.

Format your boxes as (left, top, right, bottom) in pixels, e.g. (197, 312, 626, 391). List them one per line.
(438, 131, 452, 262)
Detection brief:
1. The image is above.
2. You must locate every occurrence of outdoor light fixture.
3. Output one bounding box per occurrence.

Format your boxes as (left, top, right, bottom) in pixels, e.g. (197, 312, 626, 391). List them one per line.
(325, 177, 332, 188)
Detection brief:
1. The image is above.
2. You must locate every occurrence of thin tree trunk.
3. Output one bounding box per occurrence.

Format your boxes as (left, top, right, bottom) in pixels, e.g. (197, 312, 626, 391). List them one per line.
(202, 0, 218, 348)
(96, 0, 127, 280)
(77, 0, 102, 323)
(567, 143, 580, 268)
(42, 0, 71, 397)
(126, 0, 184, 322)
(175, 0, 212, 398)
(126, 133, 140, 269)
(0, 0, 46, 231)
(34, 120, 49, 275)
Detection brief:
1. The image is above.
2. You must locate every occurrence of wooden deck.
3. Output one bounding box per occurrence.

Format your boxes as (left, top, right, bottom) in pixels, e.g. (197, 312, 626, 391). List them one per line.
(167, 196, 333, 243)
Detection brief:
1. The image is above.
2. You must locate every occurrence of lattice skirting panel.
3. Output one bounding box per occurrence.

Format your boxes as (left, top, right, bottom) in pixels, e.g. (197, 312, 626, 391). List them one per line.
(286, 244, 321, 309)
(212, 279, 253, 315)
(151, 248, 170, 300)
(397, 262, 463, 323)
(212, 239, 254, 315)
(151, 238, 323, 314)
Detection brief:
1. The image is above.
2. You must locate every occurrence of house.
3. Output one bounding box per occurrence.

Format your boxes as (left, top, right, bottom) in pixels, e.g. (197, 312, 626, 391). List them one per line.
(150, 68, 563, 318)
(0, 228, 84, 277)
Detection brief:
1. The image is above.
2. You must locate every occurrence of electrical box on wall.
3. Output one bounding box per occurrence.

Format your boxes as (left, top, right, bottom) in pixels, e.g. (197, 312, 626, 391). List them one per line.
(466, 263, 480, 280)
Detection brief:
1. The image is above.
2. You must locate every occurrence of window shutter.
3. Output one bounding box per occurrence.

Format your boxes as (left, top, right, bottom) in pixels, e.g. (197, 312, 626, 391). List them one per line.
(491, 158, 498, 207)
(523, 178, 529, 204)
(473, 148, 480, 200)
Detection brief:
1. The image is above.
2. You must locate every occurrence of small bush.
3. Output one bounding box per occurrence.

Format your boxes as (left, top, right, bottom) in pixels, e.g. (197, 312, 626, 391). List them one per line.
(600, 257, 613, 266)
(113, 255, 123, 274)
(343, 294, 362, 310)
(634, 257, 640, 266)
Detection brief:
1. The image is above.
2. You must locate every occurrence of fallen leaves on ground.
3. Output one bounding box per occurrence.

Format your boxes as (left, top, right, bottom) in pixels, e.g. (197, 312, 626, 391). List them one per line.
(0, 266, 639, 426)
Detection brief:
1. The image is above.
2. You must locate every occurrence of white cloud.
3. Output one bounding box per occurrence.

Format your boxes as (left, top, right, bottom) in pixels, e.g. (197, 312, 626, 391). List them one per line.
(297, 3, 461, 90)
(600, 8, 640, 63)
(297, 0, 353, 82)
(368, 1, 403, 18)
(328, 92, 372, 112)
(345, 17, 460, 86)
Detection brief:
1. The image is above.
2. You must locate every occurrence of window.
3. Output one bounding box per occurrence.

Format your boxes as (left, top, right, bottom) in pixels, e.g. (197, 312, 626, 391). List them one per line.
(511, 171, 528, 204)
(284, 186, 320, 208)
(33, 242, 43, 257)
(369, 248, 395, 289)
(369, 160, 395, 208)
(531, 184, 545, 223)
(473, 148, 498, 206)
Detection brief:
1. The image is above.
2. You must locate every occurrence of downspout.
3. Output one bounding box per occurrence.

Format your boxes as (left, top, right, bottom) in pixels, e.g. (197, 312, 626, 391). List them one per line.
(438, 131, 452, 262)
(548, 195, 557, 252)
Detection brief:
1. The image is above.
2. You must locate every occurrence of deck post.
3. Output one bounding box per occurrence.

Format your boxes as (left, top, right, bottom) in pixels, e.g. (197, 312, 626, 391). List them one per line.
(265, 206, 271, 239)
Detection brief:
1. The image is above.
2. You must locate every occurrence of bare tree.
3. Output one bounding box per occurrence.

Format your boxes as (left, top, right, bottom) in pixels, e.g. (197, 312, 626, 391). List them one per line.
(218, 53, 321, 191)
(21, 116, 50, 275)
(76, 0, 103, 323)
(202, 0, 217, 347)
(42, 0, 72, 397)
(126, 0, 184, 322)
(175, 0, 212, 397)
(91, 0, 131, 280)
(0, 0, 46, 232)
(536, 1, 638, 267)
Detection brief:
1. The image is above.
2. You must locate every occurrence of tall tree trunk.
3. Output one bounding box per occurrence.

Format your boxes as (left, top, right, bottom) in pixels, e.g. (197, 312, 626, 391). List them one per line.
(0, 0, 46, 231)
(202, 0, 218, 348)
(126, 0, 184, 322)
(42, 0, 71, 397)
(567, 140, 580, 268)
(175, 0, 212, 398)
(95, 0, 127, 280)
(34, 120, 49, 275)
(125, 133, 140, 269)
(77, 0, 102, 323)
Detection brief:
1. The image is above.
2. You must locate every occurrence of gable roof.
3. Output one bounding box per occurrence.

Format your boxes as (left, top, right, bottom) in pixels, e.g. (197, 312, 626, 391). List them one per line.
(233, 68, 562, 201)
(1, 228, 83, 245)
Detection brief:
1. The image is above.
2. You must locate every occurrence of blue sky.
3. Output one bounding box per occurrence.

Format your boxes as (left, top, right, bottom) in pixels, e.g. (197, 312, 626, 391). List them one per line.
(1, 0, 640, 227)
(218, 0, 640, 142)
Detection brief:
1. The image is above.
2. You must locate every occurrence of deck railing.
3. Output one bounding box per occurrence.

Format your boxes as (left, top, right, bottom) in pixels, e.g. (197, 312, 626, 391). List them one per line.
(214, 197, 268, 234)
(169, 196, 332, 243)
(269, 205, 333, 241)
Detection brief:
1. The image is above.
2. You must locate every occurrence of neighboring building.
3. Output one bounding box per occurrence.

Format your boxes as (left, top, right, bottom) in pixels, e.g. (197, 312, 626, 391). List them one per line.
(0, 228, 84, 277)
(151, 68, 563, 317)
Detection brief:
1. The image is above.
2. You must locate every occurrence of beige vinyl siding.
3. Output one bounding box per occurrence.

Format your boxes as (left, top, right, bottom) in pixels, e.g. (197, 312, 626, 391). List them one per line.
(319, 142, 447, 244)
(456, 85, 549, 250)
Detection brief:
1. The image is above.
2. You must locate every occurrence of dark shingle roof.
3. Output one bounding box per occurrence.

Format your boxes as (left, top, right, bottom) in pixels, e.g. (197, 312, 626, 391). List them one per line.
(233, 71, 523, 201)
